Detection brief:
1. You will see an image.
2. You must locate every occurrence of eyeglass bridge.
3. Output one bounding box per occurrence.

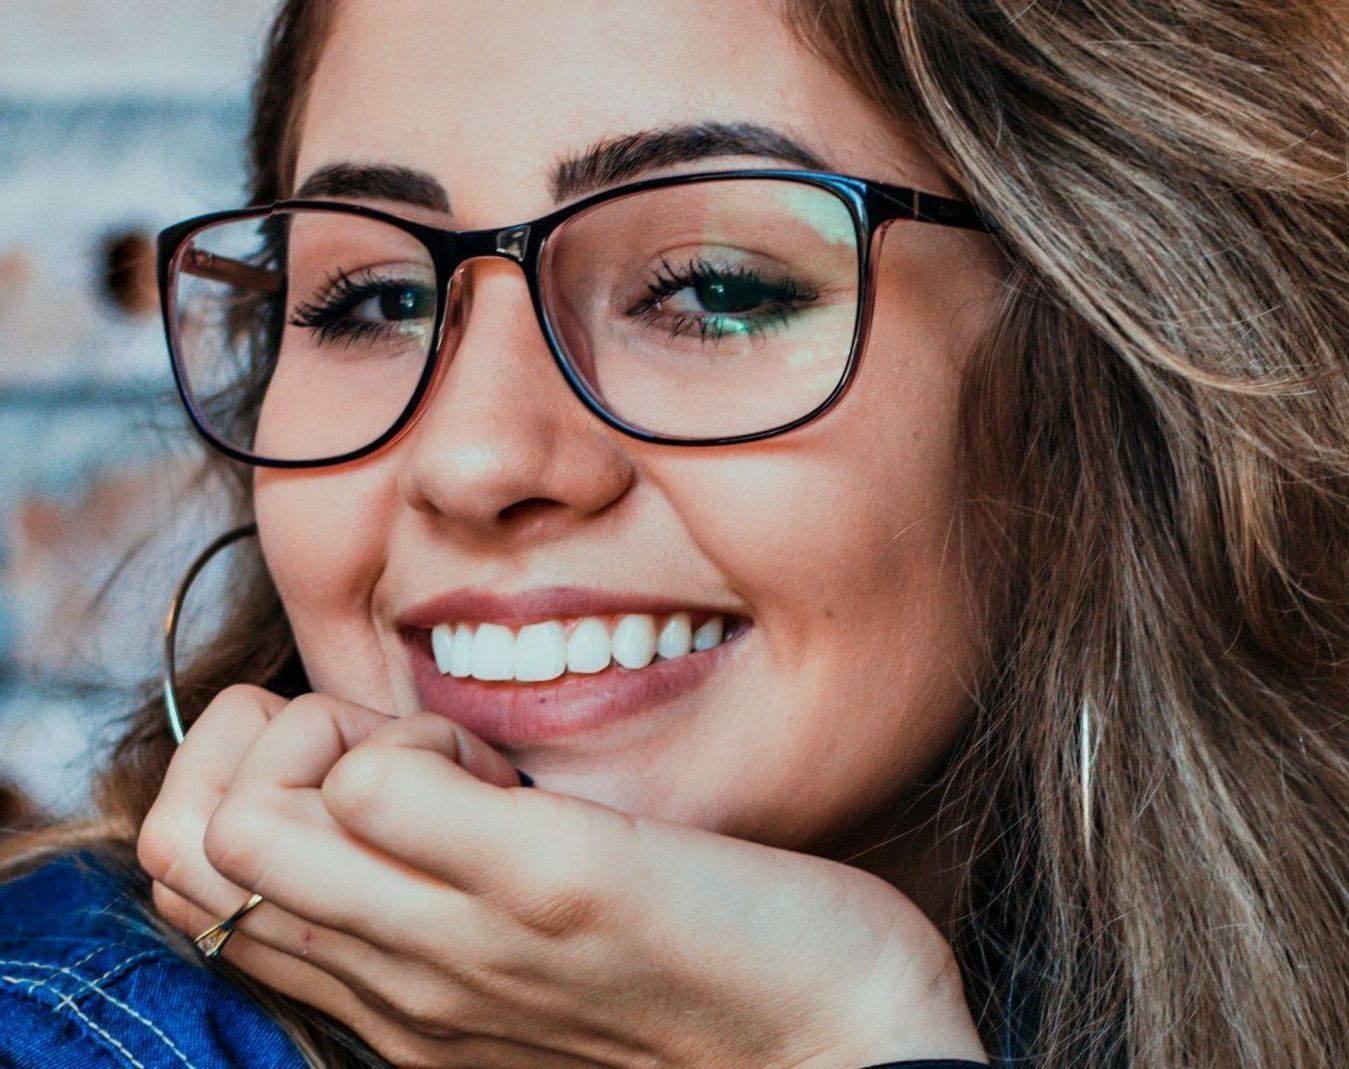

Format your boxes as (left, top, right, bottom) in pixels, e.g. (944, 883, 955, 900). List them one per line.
(493, 224, 530, 262)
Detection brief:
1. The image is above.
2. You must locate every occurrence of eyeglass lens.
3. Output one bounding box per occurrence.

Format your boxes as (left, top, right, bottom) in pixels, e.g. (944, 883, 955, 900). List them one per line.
(167, 178, 862, 461)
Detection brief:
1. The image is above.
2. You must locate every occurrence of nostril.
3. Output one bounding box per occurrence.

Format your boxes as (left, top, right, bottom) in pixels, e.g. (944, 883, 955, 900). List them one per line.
(498, 497, 561, 524)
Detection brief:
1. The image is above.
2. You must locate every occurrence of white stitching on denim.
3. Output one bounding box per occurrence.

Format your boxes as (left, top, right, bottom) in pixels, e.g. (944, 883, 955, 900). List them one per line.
(0, 948, 103, 973)
(0, 974, 45, 991)
(0, 948, 103, 990)
(87, 951, 159, 990)
(52, 991, 149, 1069)
(0, 949, 200, 1069)
(1, 965, 146, 1069)
(59, 967, 201, 1069)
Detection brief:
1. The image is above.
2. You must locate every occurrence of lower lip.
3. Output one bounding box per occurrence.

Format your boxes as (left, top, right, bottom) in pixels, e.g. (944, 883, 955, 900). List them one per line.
(405, 623, 752, 747)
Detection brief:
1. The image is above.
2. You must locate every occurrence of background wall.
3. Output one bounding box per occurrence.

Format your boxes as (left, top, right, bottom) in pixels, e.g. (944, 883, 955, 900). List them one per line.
(0, 0, 278, 815)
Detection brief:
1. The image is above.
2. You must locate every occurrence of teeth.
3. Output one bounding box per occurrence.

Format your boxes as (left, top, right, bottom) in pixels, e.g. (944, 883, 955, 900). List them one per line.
(611, 613, 657, 669)
(693, 616, 724, 651)
(657, 612, 693, 660)
(514, 621, 567, 682)
(471, 622, 515, 681)
(428, 611, 739, 682)
(566, 617, 611, 674)
(431, 622, 455, 674)
(448, 622, 473, 677)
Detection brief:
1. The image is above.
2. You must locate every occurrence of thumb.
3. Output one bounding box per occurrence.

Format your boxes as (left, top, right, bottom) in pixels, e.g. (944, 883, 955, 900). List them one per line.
(362, 711, 530, 790)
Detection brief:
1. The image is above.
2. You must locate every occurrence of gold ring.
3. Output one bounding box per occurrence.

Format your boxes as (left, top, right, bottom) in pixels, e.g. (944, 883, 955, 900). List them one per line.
(193, 893, 264, 958)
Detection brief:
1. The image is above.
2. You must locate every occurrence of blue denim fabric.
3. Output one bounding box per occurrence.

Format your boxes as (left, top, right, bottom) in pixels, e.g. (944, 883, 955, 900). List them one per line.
(0, 854, 307, 1069)
(1, 853, 1036, 1068)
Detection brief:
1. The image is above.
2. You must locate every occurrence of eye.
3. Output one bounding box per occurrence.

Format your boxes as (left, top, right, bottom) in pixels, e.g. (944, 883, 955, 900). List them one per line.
(289, 268, 437, 347)
(624, 255, 818, 344)
(669, 271, 784, 316)
(349, 283, 436, 323)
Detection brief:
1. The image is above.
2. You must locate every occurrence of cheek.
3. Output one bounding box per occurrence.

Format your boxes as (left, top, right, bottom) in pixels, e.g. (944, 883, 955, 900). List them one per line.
(633, 278, 982, 841)
(253, 465, 397, 700)
(656, 289, 969, 651)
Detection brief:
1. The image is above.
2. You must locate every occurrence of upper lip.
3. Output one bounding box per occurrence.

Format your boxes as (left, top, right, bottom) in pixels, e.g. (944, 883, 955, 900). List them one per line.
(396, 585, 750, 631)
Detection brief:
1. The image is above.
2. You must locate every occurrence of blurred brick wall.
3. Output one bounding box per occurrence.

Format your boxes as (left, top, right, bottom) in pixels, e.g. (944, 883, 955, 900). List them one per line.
(0, 0, 277, 815)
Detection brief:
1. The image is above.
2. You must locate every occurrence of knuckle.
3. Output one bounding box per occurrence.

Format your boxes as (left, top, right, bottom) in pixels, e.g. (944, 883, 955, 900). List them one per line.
(322, 744, 391, 822)
(424, 944, 516, 1009)
(138, 806, 205, 887)
(281, 690, 329, 718)
(198, 684, 272, 729)
(202, 797, 265, 885)
(136, 807, 175, 881)
(377, 1035, 461, 1069)
(386, 984, 467, 1041)
(506, 802, 618, 939)
(277, 691, 338, 734)
(514, 877, 601, 940)
(184, 684, 277, 750)
(214, 682, 273, 708)
(398, 712, 465, 759)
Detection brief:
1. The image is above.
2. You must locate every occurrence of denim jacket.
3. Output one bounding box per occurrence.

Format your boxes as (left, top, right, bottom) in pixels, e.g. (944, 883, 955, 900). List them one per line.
(0, 853, 307, 1069)
(0, 853, 1036, 1068)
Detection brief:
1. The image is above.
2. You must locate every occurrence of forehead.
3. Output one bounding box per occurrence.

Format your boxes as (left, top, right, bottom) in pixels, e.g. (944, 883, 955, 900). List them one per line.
(295, 0, 946, 217)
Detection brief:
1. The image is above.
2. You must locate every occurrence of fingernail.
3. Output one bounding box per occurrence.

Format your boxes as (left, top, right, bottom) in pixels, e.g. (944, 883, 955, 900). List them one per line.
(514, 767, 535, 788)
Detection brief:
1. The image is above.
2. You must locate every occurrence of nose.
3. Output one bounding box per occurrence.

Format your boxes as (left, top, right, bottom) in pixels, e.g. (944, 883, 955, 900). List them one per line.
(394, 255, 635, 542)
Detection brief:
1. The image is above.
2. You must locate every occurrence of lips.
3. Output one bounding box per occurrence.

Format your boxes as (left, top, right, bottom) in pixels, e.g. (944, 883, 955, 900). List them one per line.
(397, 589, 753, 747)
(396, 584, 750, 631)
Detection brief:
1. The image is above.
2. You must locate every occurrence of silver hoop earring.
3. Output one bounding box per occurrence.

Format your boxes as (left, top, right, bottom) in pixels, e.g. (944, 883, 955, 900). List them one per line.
(162, 522, 258, 745)
(158, 521, 545, 771)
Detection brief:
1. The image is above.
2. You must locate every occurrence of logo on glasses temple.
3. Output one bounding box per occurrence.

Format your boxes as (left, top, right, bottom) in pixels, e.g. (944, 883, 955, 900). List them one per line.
(494, 224, 530, 262)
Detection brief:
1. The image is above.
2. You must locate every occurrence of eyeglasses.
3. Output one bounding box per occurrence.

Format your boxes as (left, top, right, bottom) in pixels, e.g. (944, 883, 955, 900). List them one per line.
(157, 168, 991, 467)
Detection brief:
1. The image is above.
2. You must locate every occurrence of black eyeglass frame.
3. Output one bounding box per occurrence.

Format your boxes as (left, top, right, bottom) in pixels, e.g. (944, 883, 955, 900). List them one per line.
(157, 167, 992, 468)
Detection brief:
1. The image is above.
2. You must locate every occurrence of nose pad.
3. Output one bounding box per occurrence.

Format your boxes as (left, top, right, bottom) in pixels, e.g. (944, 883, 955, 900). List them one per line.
(420, 253, 574, 421)
(442, 261, 471, 349)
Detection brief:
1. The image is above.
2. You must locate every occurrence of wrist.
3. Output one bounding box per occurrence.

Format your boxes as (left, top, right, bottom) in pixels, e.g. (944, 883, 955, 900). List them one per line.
(785, 947, 989, 1069)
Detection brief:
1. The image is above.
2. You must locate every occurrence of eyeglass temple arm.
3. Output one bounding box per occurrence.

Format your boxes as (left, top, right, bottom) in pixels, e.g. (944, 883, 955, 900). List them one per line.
(867, 184, 993, 233)
(179, 247, 284, 294)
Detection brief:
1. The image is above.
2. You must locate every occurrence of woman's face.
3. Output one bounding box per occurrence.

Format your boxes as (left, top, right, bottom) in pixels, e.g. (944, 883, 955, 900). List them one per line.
(255, 0, 1003, 870)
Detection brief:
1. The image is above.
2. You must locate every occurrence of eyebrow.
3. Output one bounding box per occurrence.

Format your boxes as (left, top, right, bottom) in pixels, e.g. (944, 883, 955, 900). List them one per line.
(549, 121, 830, 200)
(292, 121, 831, 216)
(294, 163, 450, 211)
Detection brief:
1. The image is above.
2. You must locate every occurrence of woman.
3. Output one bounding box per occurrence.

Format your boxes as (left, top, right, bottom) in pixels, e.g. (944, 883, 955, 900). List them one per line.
(2, 1, 1346, 1067)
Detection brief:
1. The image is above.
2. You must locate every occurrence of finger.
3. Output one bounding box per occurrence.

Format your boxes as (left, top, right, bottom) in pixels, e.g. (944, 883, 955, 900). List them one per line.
(158, 879, 611, 1069)
(322, 715, 617, 897)
(152, 871, 458, 1030)
(226, 697, 525, 796)
(152, 877, 587, 1068)
(198, 697, 505, 949)
(202, 778, 478, 950)
(360, 710, 525, 789)
(138, 684, 286, 885)
(150, 879, 468, 1060)
(227, 691, 397, 794)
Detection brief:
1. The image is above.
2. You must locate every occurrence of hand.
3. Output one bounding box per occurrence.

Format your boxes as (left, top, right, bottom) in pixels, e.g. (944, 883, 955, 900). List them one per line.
(139, 686, 989, 1069)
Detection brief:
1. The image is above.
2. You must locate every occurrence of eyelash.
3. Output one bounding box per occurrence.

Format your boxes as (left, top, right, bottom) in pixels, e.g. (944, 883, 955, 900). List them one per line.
(624, 256, 818, 344)
(288, 257, 817, 350)
(288, 268, 423, 347)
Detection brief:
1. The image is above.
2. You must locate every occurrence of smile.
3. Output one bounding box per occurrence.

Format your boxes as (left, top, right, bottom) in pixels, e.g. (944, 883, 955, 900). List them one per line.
(404, 616, 753, 747)
(429, 610, 743, 683)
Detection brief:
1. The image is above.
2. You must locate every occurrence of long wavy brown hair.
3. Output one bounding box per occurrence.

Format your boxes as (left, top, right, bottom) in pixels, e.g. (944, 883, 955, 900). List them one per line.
(4, 2, 1347, 1066)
